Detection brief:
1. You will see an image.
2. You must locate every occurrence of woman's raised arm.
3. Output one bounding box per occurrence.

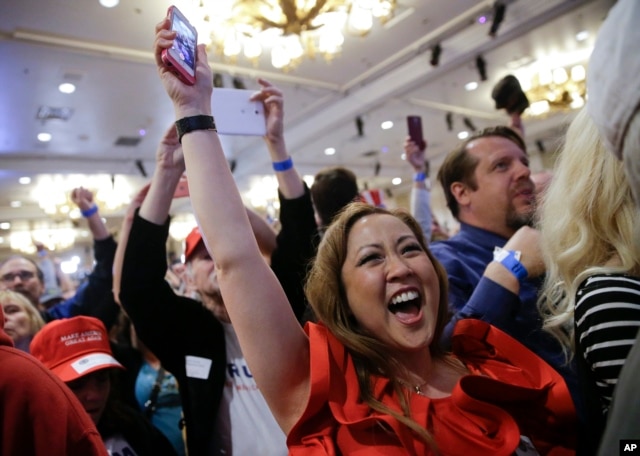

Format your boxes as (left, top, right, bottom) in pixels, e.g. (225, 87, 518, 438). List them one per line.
(152, 17, 311, 433)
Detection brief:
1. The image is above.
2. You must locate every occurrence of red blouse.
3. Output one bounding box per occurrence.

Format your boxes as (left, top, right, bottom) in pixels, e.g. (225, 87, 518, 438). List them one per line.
(287, 319, 576, 456)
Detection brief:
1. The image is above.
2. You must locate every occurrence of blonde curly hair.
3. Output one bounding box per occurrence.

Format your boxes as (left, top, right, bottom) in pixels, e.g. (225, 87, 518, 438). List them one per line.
(537, 107, 640, 353)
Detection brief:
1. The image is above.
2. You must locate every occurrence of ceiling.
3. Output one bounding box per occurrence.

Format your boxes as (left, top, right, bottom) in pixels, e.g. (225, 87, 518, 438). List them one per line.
(0, 0, 615, 256)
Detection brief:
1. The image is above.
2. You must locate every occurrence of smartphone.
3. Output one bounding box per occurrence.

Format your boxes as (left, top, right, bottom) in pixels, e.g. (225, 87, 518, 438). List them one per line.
(407, 115, 426, 150)
(161, 6, 197, 85)
(173, 175, 189, 198)
(211, 88, 267, 136)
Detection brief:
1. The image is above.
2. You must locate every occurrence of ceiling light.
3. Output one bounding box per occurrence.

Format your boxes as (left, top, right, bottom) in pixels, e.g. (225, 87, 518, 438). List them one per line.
(529, 100, 550, 116)
(58, 83, 76, 94)
(575, 30, 589, 42)
(189, 0, 396, 70)
(99, 0, 119, 7)
(465, 81, 478, 91)
(32, 174, 133, 218)
(324, 147, 336, 156)
(521, 62, 587, 117)
(37, 133, 52, 142)
(60, 260, 79, 275)
(0, 222, 11, 230)
(19, 177, 31, 184)
(10, 201, 22, 208)
(570, 65, 586, 82)
(392, 177, 402, 185)
(381, 121, 393, 130)
(457, 131, 470, 140)
(552, 68, 568, 85)
(303, 175, 315, 187)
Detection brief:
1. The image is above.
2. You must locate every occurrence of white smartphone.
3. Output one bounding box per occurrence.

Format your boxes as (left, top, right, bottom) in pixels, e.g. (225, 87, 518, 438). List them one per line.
(211, 88, 267, 136)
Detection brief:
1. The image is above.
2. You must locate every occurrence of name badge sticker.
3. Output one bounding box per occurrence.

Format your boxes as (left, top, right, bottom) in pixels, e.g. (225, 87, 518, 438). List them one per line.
(185, 355, 212, 379)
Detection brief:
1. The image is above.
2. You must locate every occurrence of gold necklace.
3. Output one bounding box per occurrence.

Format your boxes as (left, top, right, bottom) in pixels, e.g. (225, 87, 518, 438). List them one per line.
(398, 379, 429, 397)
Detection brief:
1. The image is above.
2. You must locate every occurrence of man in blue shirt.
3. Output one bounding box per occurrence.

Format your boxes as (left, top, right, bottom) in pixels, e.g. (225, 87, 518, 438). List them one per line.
(431, 125, 581, 417)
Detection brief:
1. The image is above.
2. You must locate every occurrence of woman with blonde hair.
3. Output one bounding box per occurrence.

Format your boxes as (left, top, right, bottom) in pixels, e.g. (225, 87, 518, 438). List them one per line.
(151, 17, 577, 455)
(538, 107, 640, 451)
(0, 289, 45, 352)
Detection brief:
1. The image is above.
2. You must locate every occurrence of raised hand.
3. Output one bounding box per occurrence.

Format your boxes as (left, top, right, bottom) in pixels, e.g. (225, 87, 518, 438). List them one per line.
(403, 136, 427, 173)
(155, 124, 185, 175)
(70, 187, 95, 211)
(251, 78, 284, 145)
(154, 17, 212, 117)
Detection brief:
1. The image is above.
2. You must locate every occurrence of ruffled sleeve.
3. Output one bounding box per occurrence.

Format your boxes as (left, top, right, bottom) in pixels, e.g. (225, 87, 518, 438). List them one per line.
(287, 320, 576, 456)
(451, 319, 577, 455)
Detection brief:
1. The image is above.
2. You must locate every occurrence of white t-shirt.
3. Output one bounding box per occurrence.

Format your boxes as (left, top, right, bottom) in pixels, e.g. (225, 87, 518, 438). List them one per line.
(104, 433, 138, 456)
(210, 322, 288, 455)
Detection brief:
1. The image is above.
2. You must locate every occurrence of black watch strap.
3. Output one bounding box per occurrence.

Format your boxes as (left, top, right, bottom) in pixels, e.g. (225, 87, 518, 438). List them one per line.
(175, 115, 217, 143)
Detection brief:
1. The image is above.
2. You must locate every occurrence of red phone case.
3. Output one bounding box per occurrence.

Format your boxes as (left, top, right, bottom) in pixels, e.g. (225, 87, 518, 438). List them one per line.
(407, 115, 426, 150)
(161, 6, 197, 85)
(173, 177, 190, 198)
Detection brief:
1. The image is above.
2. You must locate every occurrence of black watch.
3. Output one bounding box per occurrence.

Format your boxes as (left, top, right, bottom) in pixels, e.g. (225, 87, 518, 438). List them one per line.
(175, 115, 217, 143)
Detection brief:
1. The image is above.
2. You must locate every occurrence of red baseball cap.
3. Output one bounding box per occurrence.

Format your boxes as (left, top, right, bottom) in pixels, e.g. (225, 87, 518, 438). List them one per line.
(184, 226, 204, 263)
(30, 316, 124, 383)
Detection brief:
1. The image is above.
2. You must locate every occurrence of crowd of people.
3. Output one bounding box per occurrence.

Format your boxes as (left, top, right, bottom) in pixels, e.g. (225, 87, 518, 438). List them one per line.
(1, 1, 639, 454)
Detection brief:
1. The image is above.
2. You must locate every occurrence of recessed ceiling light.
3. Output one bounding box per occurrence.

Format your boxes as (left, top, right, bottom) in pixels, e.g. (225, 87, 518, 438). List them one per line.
(19, 177, 31, 184)
(392, 177, 402, 185)
(458, 131, 470, 140)
(10, 201, 22, 208)
(58, 83, 76, 94)
(465, 81, 478, 91)
(381, 121, 393, 130)
(324, 147, 336, 156)
(37, 132, 52, 142)
(576, 30, 589, 42)
(99, 0, 119, 7)
(0, 222, 11, 230)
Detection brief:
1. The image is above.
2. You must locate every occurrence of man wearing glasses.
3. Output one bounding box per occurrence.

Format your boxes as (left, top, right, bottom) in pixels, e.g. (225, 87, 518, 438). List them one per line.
(0, 188, 119, 326)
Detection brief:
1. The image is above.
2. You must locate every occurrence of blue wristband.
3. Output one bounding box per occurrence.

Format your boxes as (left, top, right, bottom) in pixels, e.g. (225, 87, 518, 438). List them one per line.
(272, 157, 293, 172)
(493, 248, 528, 281)
(81, 204, 99, 218)
(414, 171, 426, 182)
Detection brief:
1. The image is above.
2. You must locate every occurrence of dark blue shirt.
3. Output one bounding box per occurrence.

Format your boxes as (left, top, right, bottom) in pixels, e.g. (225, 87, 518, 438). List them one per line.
(430, 222, 582, 420)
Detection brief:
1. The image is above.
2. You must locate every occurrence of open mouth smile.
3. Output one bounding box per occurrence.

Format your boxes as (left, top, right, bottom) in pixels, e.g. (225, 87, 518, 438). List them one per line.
(388, 290, 423, 324)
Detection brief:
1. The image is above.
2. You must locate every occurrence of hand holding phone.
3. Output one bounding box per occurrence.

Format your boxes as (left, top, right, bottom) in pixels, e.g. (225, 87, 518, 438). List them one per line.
(161, 6, 198, 85)
(407, 115, 427, 151)
(212, 88, 267, 136)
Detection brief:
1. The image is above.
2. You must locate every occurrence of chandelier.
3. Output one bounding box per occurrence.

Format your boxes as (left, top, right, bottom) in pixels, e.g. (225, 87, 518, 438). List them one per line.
(8, 220, 77, 254)
(31, 174, 133, 219)
(519, 63, 587, 117)
(184, 0, 396, 70)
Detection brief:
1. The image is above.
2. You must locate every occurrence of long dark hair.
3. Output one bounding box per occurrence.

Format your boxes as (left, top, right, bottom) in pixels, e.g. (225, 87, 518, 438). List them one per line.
(305, 202, 460, 448)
